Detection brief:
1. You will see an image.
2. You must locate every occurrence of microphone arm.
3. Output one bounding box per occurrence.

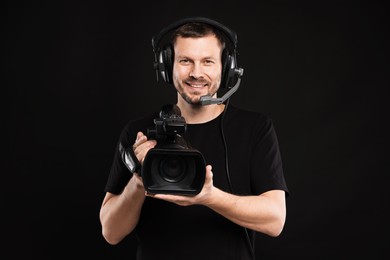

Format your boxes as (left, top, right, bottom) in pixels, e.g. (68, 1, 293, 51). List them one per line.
(199, 68, 244, 105)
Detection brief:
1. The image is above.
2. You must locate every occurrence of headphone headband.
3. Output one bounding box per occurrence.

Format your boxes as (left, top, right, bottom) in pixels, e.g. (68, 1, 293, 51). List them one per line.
(152, 17, 238, 51)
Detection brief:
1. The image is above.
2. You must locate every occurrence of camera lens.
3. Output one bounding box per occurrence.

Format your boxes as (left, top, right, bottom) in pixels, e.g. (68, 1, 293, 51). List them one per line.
(142, 148, 206, 195)
(160, 156, 186, 182)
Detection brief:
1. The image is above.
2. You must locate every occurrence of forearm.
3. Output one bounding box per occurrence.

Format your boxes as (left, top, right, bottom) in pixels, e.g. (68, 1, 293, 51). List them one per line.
(99, 177, 145, 244)
(204, 188, 286, 237)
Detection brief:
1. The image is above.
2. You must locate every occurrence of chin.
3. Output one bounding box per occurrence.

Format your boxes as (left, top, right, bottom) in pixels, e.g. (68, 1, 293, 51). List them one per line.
(185, 97, 202, 106)
(180, 94, 201, 105)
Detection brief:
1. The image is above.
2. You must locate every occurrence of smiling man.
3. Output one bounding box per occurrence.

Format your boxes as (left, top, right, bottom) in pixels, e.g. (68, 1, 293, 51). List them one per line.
(99, 17, 289, 260)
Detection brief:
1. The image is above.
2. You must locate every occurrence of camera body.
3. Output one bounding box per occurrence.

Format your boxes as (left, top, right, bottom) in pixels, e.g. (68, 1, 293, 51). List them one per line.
(147, 104, 188, 148)
(141, 104, 206, 195)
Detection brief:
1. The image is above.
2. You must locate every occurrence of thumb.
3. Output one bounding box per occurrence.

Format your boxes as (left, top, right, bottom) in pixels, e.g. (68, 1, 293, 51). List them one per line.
(206, 165, 213, 179)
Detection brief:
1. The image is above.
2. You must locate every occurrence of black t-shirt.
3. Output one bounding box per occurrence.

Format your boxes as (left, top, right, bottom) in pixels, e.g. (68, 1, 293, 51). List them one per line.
(104, 105, 289, 260)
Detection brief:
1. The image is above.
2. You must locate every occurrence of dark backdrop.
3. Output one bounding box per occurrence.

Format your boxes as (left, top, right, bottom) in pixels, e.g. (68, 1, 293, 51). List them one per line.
(4, 1, 389, 259)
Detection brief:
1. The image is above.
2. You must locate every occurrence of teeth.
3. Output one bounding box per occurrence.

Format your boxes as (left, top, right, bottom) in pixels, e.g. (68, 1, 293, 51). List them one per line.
(190, 84, 204, 88)
(188, 82, 206, 87)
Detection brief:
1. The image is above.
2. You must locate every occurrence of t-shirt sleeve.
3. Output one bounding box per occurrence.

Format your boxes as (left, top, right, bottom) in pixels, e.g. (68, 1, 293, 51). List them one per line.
(250, 116, 289, 196)
(103, 113, 157, 194)
(104, 122, 136, 194)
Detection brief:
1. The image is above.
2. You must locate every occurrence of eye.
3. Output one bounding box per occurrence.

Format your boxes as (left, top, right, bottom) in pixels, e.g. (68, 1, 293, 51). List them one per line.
(178, 59, 191, 64)
(204, 59, 215, 65)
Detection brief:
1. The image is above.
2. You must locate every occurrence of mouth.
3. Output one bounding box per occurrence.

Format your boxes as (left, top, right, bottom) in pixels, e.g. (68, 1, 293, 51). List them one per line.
(185, 81, 208, 88)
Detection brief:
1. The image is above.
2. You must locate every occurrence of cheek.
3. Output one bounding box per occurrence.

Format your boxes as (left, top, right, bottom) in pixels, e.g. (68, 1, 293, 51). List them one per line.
(173, 64, 188, 78)
(172, 67, 181, 84)
(209, 69, 222, 82)
(207, 65, 222, 78)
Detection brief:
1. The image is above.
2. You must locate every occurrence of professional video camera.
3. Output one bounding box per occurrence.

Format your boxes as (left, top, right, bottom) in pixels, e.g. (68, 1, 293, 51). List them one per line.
(121, 104, 206, 195)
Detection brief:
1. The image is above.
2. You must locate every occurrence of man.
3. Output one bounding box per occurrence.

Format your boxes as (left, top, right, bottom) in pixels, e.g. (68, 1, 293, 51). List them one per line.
(100, 17, 289, 260)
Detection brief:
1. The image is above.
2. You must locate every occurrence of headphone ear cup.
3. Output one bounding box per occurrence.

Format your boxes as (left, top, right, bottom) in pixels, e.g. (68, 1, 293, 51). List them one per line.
(220, 50, 237, 89)
(160, 45, 174, 84)
(220, 49, 229, 89)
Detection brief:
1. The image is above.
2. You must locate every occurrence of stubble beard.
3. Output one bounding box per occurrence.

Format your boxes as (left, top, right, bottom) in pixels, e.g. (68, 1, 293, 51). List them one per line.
(176, 81, 220, 106)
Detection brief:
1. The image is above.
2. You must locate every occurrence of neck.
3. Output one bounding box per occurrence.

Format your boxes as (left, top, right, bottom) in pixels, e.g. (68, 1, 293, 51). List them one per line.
(176, 98, 225, 124)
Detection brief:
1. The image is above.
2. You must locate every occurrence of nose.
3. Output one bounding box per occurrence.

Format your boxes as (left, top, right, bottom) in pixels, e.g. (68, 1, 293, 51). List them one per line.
(189, 63, 203, 78)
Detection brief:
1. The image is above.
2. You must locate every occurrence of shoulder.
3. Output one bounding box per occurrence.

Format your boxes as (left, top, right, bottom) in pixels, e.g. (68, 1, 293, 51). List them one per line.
(223, 105, 278, 144)
(225, 105, 273, 128)
(123, 112, 158, 131)
(118, 111, 159, 145)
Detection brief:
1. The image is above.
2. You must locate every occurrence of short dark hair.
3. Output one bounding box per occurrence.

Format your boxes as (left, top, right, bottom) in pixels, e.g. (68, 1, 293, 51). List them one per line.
(171, 22, 226, 50)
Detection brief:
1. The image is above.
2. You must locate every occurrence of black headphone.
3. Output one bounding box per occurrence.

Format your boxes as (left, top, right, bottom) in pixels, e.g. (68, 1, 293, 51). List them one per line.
(152, 17, 243, 89)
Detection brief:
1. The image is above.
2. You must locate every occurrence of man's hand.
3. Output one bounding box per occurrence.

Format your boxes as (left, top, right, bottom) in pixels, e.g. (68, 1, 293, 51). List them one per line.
(133, 131, 157, 165)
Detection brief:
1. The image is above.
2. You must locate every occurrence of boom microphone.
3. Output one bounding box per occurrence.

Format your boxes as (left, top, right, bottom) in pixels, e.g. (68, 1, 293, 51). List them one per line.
(200, 68, 244, 105)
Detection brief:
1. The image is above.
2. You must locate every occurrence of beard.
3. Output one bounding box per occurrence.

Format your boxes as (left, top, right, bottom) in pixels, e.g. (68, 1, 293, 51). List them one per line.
(180, 91, 205, 106)
(175, 77, 220, 106)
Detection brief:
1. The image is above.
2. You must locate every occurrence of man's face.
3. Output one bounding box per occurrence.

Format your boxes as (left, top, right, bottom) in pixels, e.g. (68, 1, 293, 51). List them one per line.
(172, 35, 222, 105)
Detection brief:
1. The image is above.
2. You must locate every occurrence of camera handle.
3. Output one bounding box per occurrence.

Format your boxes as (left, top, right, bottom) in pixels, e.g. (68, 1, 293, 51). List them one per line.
(119, 142, 142, 175)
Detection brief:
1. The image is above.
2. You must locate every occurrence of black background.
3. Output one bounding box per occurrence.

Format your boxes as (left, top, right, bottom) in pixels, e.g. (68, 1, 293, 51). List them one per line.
(4, 1, 389, 259)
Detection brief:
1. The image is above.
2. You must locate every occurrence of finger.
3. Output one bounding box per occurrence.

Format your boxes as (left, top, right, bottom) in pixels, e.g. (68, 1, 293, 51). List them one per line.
(136, 140, 157, 164)
(133, 133, 146, 149)
(206, 165, 213, 177)
(136, 131, 145, 142)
